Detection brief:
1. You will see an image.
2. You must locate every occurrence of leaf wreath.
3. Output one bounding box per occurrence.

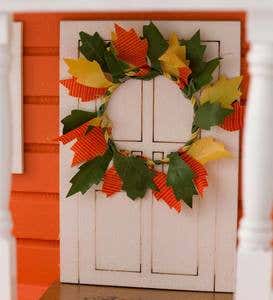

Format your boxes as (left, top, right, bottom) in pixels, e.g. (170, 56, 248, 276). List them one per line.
(58, 22, 244, 212)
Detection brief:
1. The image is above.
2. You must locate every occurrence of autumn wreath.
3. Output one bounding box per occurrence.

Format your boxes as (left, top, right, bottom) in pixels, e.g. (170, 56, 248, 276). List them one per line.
(58, 22, 244, 212)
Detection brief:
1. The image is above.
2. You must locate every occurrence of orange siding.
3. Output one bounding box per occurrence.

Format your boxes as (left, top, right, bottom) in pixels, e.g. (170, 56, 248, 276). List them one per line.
(12, 12, 247, 289)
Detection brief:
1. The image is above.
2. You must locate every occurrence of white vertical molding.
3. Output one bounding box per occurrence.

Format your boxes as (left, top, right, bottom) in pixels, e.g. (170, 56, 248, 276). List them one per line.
(0, 13, 17, 300)
(236, 9, 273, 300)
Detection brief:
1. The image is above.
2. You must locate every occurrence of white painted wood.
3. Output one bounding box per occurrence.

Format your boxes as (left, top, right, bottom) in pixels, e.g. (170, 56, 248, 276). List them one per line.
(11, 22, 23, 174)
(0, 0, 270, 13)
(0, 12, 17, 300)
(60, 21, 240, 292)
(235, 9, 273, 300)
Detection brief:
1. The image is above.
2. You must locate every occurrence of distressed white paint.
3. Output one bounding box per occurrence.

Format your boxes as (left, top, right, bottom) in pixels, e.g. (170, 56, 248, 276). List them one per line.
(60, 21, 240, 292)
(11, 22, 23, 174)
(0, 12, 17, 300)
(235, 9, 273, 300)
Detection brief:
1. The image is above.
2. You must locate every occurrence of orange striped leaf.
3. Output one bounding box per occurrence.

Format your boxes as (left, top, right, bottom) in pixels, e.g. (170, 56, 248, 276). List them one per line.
(113, 24, 148, 67)
(56, 122, 89, 144)
(153, 171, 182, 213)
(220, 101, 245, 131)
(178, 66, 192, 89)
(60, 77, 107, 101)
(71, 127, 107, 166)
(102, 166, 122, 197)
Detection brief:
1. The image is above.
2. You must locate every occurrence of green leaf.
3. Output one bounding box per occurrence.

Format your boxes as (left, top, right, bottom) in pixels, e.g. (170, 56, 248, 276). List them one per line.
(194, 58, 220, 91)
(79, 31, 109, 72)
(167, 152, 197, 208)
(181, 30, 206, 76)
(143, 22, 168, 72)
(61, 110, 97, 134)
(113, 152, 156, 200)
(104, 50, 127, 82)
(67, 148, 113, 197)
(194, 102, 232, 130)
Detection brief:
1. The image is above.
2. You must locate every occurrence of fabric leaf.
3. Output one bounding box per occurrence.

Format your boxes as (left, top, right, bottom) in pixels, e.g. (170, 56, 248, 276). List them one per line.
(200, 75, 243, 109)
(181, 30, 206, 75)
(61, 109, 97, 134)
(64, 58, 112, 88)
(178, 66, 192, 89)
(143, 22, 168, 72)
(102, 166, 122, 197)
(194, 102, 233, 130)
(67, 148, 113, 197)
(71, 127, 107, 166)
(187, 137, 231, 165)
(113, 24, 148, 67)
(57, 122, 89, 145)
(159, 32, 188, 78)
(220, 101, 245, 131)
(104, 50, 128, 82)
(79, 31, 109, 72)
(113, 152, 156, 200)
(180, 152, 208, 197)
(167, 152, 197, 208)
(60, 77, 107, 101)
(153, 171, 182, 212)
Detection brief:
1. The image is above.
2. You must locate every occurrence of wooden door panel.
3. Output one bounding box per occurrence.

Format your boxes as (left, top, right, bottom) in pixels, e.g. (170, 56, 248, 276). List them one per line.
(95, 191, 141, 272)
(60, 20, 240, 292)
(108, 80, 143, 142)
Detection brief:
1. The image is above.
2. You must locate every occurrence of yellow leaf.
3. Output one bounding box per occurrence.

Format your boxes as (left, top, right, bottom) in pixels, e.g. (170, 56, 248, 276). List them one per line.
(159, 33, 188, 77)
(187, 137, 231, 165)
(64, 58, 112, 88)
(200, 75, 243, 109)
(89, 114, 112, 128)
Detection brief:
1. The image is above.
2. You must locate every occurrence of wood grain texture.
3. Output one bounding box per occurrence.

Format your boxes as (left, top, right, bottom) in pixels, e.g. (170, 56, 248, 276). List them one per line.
(11, 12, 247, 288)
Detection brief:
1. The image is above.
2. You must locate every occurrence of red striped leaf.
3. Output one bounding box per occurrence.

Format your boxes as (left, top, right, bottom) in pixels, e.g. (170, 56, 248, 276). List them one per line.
(113, 24, 148, 67)
(102, 166, 123, 197)
(220, 101, 245, 131)
(71, 127, 107, 166)
(153, 171, 182, 213)
(60, 77, 107, 101)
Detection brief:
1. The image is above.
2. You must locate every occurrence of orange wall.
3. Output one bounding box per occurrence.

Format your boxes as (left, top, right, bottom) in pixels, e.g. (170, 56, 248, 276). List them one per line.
(11, 12, 248, 287)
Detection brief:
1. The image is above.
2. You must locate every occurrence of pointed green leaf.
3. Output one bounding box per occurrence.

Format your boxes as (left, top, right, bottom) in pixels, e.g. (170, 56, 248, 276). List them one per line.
(113, 152, 156, 200)
(194, 102, 232, 130)
(104, 50, 127, 82)
(143, 22, 168, 72)
(61, 109, 97, 134)
(79, 31, 109, 72)
(167, 152, 197, 208)
(67, 148, 113, 197)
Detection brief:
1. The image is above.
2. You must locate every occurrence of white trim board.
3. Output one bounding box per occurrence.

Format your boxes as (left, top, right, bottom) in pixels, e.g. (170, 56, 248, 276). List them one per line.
(11, 22, 23, 174)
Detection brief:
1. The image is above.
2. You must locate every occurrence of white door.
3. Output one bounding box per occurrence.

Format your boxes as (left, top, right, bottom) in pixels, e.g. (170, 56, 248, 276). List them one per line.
(60, 20, 240, 292)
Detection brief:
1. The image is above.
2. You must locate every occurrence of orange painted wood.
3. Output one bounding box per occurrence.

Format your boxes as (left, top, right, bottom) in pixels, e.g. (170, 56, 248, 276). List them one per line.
(17, 239, 59, 285)
(24, 104, 59, 144)
(24, 56, 59, 96)
(12, 153, 59, 193)
(10, 192, 59, 240)
(18, 284, 48, 300)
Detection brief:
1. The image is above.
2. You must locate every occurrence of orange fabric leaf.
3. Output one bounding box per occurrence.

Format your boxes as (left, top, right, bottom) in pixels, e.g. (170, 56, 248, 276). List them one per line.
(60, 77, 107, 101)
(180, 151, 208, 197)
(113, 24, 148, 67)
(56, 122, 89, 145)
(220, 101, 245, 131)
(178, 67, 192, 89)
(71, 127, 107, 166)
(102, 166, 123, 197)
(153, 171, 182, 213)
